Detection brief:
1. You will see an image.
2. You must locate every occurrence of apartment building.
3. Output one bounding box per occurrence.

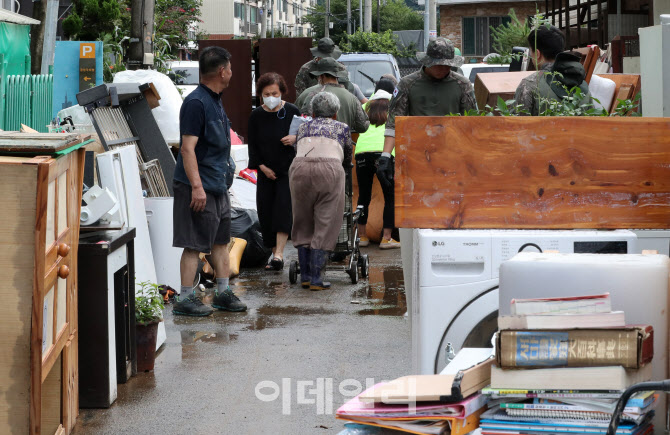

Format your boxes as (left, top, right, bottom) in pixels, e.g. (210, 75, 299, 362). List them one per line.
(200, 0, 314, 39)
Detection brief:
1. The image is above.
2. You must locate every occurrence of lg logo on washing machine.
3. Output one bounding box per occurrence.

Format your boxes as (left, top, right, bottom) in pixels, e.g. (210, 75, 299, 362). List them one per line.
(432, 241, 444, 246)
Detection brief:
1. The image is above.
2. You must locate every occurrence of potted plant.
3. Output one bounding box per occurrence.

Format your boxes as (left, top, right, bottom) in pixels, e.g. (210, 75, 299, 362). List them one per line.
(135, 281, 165, 372)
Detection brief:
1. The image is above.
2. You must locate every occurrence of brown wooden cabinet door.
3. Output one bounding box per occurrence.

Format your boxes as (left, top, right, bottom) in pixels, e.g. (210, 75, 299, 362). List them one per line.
(33, 149, 84, 435)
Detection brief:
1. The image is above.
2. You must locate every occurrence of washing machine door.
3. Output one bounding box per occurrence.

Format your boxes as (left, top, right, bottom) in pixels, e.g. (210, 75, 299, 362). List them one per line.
(434, 286, 499, 374)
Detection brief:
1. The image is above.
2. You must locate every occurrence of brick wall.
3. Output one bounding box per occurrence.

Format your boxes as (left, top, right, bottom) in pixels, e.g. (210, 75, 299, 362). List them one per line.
(440, 2, 544, 59)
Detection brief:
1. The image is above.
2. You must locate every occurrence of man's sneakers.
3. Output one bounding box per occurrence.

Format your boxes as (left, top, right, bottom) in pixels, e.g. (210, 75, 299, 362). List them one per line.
(173, 292, 214, 317)
(379, 238, 401, 250)
(359, 236, 370, 247)
(212, 288, 248, 312)
(173, 289, 247, 316)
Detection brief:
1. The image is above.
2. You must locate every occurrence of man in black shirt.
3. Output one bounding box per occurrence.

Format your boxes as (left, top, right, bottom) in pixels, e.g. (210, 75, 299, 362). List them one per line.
(172, 46, 247, 316)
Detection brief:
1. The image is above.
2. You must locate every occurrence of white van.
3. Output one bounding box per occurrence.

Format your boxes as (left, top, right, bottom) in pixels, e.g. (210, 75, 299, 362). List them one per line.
(169, 61, 199, 98)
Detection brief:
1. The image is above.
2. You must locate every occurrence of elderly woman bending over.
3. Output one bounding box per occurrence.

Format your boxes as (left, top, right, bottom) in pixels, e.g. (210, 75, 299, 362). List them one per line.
(289, 92, 353, 290)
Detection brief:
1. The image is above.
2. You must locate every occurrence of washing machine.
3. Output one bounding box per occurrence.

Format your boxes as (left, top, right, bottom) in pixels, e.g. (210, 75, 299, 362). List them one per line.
(410, 229, 638, 375)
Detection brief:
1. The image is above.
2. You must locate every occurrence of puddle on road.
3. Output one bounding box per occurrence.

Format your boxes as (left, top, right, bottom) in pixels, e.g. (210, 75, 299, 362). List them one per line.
(354, 265, 407, 316)
(181, 330, 239, 344)
(242, 305, 338, 331)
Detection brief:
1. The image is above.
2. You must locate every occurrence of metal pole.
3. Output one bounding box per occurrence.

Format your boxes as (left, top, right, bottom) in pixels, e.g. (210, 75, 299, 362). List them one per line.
(41, 0, 59, 75)
(347, 0, 351, 34)
(359, 0, 362, 31)
(616, 0, 622, 38)
(325, 0, 330, 37)
(271, 0, 275, 37)
(260, 0, 266, 37)
(377, 0, 380, 31)
(423, 0, 429, 51)
(129, 0, 143, 69)
(143, 0, 155, 67)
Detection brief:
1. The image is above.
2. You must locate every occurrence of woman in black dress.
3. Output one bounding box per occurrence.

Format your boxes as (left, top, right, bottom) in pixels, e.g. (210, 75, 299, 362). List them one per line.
(248, 73, 301, 270)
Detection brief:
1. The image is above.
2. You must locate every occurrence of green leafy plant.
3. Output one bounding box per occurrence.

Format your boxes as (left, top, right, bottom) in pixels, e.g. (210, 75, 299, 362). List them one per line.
(488, 9, 531, 61)
(340, 30, 415, 58)
(99, 29, 129, 83)
(135, 281, 165, 325)
(611, 93, 641, 116)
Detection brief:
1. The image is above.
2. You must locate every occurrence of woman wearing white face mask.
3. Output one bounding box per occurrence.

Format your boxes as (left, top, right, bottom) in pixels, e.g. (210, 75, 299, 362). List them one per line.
(248, 73, 301, 271)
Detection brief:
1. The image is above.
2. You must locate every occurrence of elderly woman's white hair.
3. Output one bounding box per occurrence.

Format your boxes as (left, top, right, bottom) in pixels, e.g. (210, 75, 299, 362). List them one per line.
(308, 92, 340, 119)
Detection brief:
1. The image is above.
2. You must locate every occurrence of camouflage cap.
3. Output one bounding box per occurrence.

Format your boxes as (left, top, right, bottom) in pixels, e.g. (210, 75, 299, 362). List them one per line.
(310, 37, 343, 60)
(309, 57, 348, 79)
(417, 37, 464, 68)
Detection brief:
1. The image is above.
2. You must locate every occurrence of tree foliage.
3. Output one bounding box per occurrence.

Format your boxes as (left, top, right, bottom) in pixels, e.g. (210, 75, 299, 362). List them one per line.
(341, 30, 416, 57)
(62, 0, 120, 40)
(489, 9, 531, 57)
(303, 0, 423, 44)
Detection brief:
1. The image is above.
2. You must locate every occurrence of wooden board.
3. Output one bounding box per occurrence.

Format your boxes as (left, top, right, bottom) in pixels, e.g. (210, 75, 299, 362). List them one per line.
(0, 133, 81, 154)
(394, 117, 670, 229)
(474, 72, 534, 111)
(0, 163, 38, 433)
(597, 74, 642, 113)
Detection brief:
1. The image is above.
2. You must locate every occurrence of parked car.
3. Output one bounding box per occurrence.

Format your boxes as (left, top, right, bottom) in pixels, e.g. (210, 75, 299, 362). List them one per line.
(168, 60, 200, 98)
(459, 63, 510, 84)
(338, 53, 401, 98)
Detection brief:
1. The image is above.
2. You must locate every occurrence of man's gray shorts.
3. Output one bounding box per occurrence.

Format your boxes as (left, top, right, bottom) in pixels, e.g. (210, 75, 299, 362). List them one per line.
(172, 181, 231, 253)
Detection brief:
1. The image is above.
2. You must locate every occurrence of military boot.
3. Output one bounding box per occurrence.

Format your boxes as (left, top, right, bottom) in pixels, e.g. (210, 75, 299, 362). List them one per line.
(309, 249, 331, 290)
(297, 246, 311, 289)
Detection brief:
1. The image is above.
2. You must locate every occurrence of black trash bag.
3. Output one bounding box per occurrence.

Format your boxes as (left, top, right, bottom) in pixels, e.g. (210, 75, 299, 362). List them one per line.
(230, 207, 272, 268)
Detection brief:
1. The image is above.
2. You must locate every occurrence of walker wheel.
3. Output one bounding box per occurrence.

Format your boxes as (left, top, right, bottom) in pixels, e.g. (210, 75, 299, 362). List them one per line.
(349, 263, 359, 284)
(359, 254, 369, 279)
(289, 260, 298, 284)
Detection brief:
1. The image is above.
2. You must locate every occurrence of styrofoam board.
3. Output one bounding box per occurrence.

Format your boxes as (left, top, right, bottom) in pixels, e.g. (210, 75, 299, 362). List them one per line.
(97, 145, 166, 349)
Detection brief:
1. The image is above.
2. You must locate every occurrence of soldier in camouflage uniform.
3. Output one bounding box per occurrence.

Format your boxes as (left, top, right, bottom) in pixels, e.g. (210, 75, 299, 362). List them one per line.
(295, 57, 370, 134)
(295, 37, 355, 97)
(376, 37, 477, 188)
(514, 25, 592, 115)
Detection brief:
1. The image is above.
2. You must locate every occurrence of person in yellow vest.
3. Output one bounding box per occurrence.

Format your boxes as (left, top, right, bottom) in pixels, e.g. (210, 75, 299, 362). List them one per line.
(355, 78, 400, 249)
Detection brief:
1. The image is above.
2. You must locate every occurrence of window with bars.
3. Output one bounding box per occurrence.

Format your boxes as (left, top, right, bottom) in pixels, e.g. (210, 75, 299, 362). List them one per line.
(462, 16, 511, 56)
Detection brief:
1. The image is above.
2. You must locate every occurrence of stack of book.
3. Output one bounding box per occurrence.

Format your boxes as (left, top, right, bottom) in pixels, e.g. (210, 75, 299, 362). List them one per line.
(336, 349, 494, 435)
(480, 293, 656, 435)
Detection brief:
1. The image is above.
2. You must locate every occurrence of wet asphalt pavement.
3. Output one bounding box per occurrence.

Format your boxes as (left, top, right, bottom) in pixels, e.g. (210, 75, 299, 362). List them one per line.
(73, 246, 409, 435)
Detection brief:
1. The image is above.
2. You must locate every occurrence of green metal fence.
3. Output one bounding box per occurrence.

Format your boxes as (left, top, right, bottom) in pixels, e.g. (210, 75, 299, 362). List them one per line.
(0, 52, 54, 133)
(1, 74, 54, 133)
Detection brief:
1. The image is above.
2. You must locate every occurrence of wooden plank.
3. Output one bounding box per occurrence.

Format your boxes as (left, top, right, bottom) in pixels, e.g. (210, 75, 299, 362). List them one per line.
(615, 84, 634, 103)
(595, 73, 642, 112)
(62, 333, 78, 433)
(68, 150, 85, 335)
(42, 330, 69, 383)
(0, 134, 81, 154)
(41, 354, 62, 435)
(474, 72, 534, 111)
(394, 117, 670, 229)
(32, 160, 50, 434)
(0, 163, 37, 433)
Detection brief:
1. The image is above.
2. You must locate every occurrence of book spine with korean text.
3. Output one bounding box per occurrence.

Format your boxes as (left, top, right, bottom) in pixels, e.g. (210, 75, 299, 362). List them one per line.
(496, 326, 653, 369)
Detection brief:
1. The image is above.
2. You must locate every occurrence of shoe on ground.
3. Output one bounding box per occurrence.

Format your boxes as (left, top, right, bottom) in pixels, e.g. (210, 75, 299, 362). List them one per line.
(379, 238, 401, 249)
(310, 282, 331, 291)
(173, 293, 214, 317)
(212, 288, 247, 312)
(359, 236, 370, 247)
